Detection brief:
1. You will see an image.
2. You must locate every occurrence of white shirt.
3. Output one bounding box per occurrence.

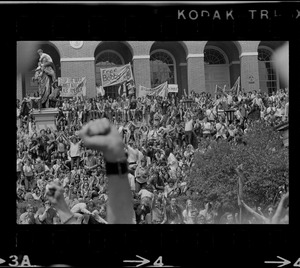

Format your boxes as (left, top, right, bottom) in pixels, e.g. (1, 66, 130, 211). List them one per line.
(185, 119, 193, 131)
(52, 164, 61, 173)
(168, 153, 178, 171)
(206, 109, 214, 121)
(148, 129, 159, 139)
(137, 150, 144, 165)
(127, 145, 139, 163)
(216, 122, 226, 137)
(70, 142, 81, 157)
(285, 102, 289, 118)
(128, 173, 136, 191)
(17, 159, 23, 172)
(203, 122, 212, 134)
(138, 189, 154, 200)
(227, 95, 233, 105)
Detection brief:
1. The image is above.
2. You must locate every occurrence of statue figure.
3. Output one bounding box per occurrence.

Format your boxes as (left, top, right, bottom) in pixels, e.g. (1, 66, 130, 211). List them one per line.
(32, 49, 58, 109)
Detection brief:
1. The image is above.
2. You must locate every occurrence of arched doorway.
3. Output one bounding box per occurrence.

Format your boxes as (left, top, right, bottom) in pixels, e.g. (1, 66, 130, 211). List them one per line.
(204, 46, 230, 95)
(94, 42, 133, 99)
(258, 47, 277, 95)
(150, 49, 176, 87)
(257, 41, 286, 95)
(204, 41, 240, 96)
(24, 42, 61, 97)
(149, 42, 187, 96)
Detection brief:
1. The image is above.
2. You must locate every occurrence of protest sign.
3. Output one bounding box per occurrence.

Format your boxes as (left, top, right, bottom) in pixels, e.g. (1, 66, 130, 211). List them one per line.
(139, 81, 168, 97)
(58, 77, 86, 97)
(100, 63, 133, 87)
(168, 84, 178, 93)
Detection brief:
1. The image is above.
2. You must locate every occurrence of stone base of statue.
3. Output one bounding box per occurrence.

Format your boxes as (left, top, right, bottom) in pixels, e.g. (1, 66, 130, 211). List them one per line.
(31, 108, 59, 131)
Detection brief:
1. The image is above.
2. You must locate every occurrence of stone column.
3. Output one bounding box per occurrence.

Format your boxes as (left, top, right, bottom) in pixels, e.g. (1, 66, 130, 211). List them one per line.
(17, 73, 23, 101)
(240, 52, 260, 93)
(187, 54, 205, 94)
(132, 55, 151, 98)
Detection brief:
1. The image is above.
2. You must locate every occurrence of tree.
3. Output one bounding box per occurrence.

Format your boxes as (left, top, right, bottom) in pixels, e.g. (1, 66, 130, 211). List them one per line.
(187, 120, 288, 213)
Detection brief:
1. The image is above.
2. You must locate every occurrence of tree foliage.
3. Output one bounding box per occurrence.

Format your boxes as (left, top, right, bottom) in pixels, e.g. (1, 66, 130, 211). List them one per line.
(188, 121, 289, 212)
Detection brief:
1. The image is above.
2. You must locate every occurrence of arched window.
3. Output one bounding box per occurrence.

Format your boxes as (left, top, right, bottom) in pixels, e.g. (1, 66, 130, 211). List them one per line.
(258, 47, 278, 95)
(150, 50, 176, 88)
(204, 48, 227, 64)
(95, 50, 124, 99)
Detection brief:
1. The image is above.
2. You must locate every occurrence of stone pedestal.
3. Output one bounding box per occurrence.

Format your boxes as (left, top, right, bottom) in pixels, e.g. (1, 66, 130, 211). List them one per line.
(31, 108, 59, 131)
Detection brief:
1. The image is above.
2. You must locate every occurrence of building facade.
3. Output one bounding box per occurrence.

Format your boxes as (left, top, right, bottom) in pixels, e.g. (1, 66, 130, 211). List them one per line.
(17, 41, 286, 100)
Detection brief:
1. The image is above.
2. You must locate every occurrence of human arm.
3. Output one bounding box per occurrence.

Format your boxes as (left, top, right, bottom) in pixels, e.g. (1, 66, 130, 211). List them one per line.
(79, 204, 93, 215)
(235, 212, 240, 224)
(79, 118, 135, 224)
(45, 183, 78, 224)
(161, 205, 167, 224)
(271, 192, 289, 224)
(240, 200, 267, 223)
(37, 204, 51, 222)
(257, 207, 266, 217)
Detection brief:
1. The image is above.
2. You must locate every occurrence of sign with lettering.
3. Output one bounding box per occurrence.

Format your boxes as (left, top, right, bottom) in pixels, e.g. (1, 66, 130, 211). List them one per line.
(100, 63, 134, 87)
(168, 84, 178, 93)
(139, 81, 168, 97)
(58, 77, 86, 97)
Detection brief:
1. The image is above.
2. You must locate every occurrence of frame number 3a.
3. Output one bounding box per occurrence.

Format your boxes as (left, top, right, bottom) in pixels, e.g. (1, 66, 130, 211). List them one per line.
(8, 255, 31, 267)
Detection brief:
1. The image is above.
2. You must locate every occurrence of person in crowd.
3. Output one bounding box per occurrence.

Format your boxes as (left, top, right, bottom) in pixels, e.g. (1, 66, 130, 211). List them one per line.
(35, 199, 58, 224)
(19, 204, 36, 224)
(162, 197, 184, 224)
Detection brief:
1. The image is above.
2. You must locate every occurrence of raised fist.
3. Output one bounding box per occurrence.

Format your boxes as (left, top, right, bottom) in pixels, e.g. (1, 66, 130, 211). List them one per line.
(79, 118, 126, 163)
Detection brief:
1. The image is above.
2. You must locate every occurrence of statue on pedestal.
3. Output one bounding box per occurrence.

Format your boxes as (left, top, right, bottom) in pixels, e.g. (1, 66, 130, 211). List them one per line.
(32, 49, 60, 109)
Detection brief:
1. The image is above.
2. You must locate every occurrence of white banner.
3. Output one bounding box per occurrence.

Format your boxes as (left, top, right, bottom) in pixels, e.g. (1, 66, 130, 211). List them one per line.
(139, 81, 168, 98)
(100, 63, 133, 87)
(168, 84, 178, 93)
(58, 77, 86, 97)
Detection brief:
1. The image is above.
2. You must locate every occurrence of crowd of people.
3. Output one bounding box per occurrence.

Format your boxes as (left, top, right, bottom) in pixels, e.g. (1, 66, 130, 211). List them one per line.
(16, 86, 289, 224)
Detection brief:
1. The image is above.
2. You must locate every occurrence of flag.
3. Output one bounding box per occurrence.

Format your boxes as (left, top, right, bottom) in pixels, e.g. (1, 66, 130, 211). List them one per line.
(231, 76, 241, 95)
(118, 84, 122, 96)
(123, 83, 127, 97)
(97, 86, 105, 96)
(100, 86, 105, 96)
(237, 193, 241, 206)
(75, 77, 86, 97)
(215, 85, 225, 96)
(238, 173, 243, 202)
(222, 84, 227, 93)
(183, 88, 187, 97)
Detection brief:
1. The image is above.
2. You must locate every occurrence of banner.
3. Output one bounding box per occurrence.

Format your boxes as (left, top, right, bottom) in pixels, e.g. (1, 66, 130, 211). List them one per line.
(139, 81, 168, 98)
(58, 77, 86, 97)
(100, 63, 133, 88)
(168, 84, 178, 93)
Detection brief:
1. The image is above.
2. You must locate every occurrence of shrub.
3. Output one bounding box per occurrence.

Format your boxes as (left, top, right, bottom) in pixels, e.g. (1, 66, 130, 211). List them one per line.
(188, 120, 288, 212)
